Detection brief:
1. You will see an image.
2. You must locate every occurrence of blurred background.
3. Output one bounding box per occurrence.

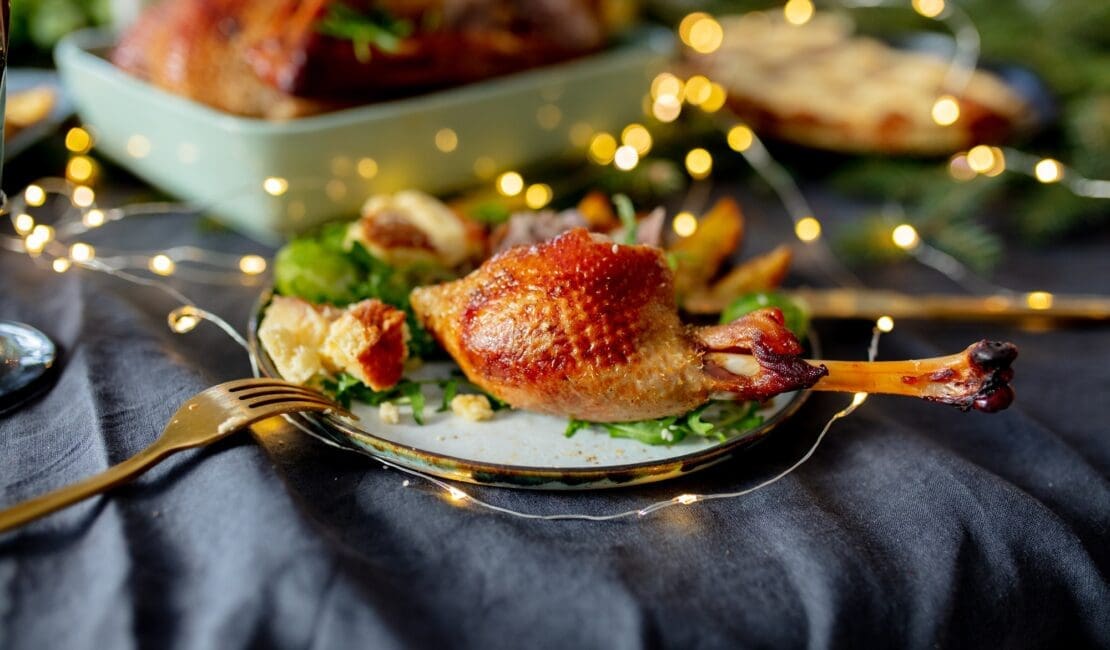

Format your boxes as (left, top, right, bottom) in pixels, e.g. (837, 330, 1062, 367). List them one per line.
(4, 0, 1108, 278)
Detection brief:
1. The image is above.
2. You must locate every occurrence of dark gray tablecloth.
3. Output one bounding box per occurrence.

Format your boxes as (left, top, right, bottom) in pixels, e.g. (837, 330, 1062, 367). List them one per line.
(1, 188, 1108, 649)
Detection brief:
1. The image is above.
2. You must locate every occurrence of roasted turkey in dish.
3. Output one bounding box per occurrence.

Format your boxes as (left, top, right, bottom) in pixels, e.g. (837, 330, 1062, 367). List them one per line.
(113, 0, 619, 118)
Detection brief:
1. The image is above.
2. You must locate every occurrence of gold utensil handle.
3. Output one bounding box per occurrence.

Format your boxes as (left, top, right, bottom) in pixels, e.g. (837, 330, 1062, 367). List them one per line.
(0, 442, 175, 534)
(790, 288, 1110, 322)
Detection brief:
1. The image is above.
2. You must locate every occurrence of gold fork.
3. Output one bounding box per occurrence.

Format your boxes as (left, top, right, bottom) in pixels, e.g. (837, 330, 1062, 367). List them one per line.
(0, 378, 353, 534)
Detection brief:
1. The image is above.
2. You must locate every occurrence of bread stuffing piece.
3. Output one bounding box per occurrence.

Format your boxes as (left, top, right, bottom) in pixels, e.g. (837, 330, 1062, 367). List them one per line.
(347, 190, 480, 268)
(257, 296, 340, 384)
(259, 296, 408, 390)
(320, 300, 409, 391)
(450, 394, 494, 422)
(379, 402, 401, 425)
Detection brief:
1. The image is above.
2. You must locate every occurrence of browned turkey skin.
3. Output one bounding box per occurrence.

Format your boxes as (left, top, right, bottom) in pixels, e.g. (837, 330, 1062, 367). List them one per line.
(112, 0, 611, 118)
(411, 229, 1016, 421)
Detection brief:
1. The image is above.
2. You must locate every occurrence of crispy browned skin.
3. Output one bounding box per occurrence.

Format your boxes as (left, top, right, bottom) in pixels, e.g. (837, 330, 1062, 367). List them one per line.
(113, 0, 610, 118)
(112, 0, 328, 118)
(411, 229, 828, 421)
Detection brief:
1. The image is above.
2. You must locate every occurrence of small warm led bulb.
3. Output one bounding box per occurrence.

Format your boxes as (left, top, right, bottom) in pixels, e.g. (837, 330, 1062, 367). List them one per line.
(678, 12, 710, 45)
(447, 487, 468, 501)
(983, 147, 1006, 177)
(126, 134, 151, 159)
(966, 145, 995, 173)
(795, 217, 821, 242)
(891, 224, 920, 250)
(70, 243, 95, 262)
(13, 213, 35, 235)
(72, 186, 96, 208)
(52, 258, 72, 273)
(263, 177, 289, 196)
(621, 124, 653, 155)
(672, 212, 698, 237)
(684, 75, 713, 106)
(876, 316, 895, 333)
(652, 95, 682, 123)
(497, 172, 524, 196)
(676, 494, 698, 505)
(912, 0, 946, 18)
(149, 254, 176, 276)
(783, 0, 815, 26)
(168, 306, 201, 333)
(851, 392, 869, 407)
(65, 127, 93, 153)
(614, 145, 640, 171)
(24, 184, 46, 207)
(239, 254, 267, 275)
(700, 83, 727, 112)
(685, 148, 712, 179)
(1034, 158, 1063, 184)
(650, 72, 684, 100)
(931, 95, 960, 126)
(67, 156, 95, 183)
(727, 125, 754, 152)
(83, 209, 106, 228)
(434, 128, 458, 152)
(24, 234, 46, 255)
(524, 183, 553, 209)
(357, 158, 379, 179)
(1025, 291, 1053, 310)
(30, 224, 54, 243)
(686, 16, 723, 54)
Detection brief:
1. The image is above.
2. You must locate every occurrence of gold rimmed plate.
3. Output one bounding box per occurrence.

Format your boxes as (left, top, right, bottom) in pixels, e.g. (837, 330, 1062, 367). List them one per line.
(248, 292, 814, 489)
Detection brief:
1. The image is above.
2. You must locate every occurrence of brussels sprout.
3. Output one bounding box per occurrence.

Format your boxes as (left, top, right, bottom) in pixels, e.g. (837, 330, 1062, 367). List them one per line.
(273, 239, 361, 305)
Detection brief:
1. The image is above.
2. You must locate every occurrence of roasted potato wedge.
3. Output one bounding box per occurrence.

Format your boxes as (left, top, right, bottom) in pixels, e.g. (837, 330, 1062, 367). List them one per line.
(684, 245, 793, 314)
(576, 191, 621, 231)
(669, 197, 745, 298)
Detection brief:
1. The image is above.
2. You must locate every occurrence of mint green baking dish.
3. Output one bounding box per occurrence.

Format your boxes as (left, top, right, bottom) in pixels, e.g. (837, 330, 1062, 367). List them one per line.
(55, 28, 673, 243)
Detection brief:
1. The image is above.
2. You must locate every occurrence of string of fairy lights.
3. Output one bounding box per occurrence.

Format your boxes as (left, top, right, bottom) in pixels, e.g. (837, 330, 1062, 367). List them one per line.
(2, 1, 1108, 518)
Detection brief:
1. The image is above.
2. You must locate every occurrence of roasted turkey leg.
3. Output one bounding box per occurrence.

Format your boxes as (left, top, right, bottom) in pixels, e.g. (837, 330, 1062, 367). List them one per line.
(411, 229, 1015, 421)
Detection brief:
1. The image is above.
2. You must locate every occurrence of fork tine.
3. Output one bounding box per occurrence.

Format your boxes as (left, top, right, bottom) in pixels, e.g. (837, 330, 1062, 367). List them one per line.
(221, 378, 307, 392)
(251, 398, 357, 421)
(233, 385, 331, 401)
(243, 392, 338, 409)
(243, 393, 356, 419)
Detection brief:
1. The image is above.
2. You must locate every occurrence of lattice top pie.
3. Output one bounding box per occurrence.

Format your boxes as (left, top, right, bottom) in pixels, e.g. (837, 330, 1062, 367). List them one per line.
(690, 11, 1031, 155)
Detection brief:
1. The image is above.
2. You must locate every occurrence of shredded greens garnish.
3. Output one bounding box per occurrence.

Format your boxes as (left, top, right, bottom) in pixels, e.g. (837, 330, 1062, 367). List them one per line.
(467, 201, 512, 225)
(317, 3, 413, 63)
(437, 378, 458, 413)
(322, 373, 507, 425)
(273, 222, 443, 359)
(721, 291, 810, 341)
(565, 401, 765, 446)
(613, 193, 638, 244)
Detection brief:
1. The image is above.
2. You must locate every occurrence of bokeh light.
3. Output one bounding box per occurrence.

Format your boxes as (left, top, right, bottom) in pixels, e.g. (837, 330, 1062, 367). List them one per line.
(1034, 159, 1063, 183)
(497, 172, 524, 196)
(685, 148, 713, 179)
(795, 217, 821, 242)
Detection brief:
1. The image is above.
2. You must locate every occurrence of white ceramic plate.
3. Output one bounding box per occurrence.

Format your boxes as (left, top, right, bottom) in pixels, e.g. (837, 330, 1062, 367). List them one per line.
(249, 294, 812, 490)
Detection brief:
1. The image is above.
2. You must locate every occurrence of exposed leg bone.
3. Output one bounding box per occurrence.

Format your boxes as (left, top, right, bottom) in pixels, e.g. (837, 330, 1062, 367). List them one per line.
(711, 341, 1017, 412)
